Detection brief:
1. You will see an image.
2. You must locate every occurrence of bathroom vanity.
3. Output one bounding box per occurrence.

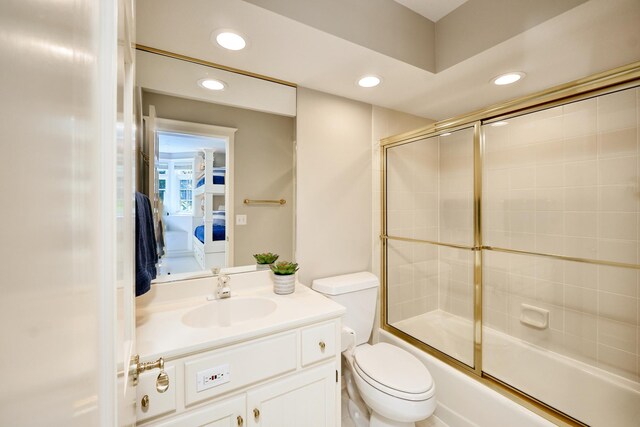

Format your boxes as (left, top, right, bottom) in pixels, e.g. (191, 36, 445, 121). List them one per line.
(134, 270, 345, 426)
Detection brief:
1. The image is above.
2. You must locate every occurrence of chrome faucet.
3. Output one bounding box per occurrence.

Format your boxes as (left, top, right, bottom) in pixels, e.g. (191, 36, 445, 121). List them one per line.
(207, 268, 231, 300)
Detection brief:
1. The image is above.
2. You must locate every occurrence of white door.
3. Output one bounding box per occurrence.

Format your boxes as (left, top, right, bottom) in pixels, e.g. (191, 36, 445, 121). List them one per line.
(1, 0, 123, 426)
(246, 364, 337, 427)
(117, 0, 138, 425)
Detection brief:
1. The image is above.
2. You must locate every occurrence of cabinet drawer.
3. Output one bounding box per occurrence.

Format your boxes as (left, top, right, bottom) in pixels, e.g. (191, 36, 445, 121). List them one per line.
(136, 366, 177, 423)
(301, 322, 336, 367)
(154, 394, 245, 427)
(184, 332, 297, 406)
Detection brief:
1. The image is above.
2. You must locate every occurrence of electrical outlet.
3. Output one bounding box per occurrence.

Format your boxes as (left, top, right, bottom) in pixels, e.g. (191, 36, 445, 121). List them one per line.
(196, 364, 230, 392)
(236, 214, 247, 225)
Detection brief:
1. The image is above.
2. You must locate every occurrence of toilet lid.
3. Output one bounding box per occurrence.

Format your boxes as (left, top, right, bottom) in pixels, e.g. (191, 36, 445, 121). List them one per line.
(354, 343, 433, 395)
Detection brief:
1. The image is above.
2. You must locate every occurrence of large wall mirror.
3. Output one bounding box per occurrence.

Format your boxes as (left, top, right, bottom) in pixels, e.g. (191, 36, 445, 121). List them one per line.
(137, 49, 296, 282)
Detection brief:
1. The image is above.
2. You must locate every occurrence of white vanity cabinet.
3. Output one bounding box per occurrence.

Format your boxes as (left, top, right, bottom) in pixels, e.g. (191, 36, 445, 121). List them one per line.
(137, 318, 341, 427)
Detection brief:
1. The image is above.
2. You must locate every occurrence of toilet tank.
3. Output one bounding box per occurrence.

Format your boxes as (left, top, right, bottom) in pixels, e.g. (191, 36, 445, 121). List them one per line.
(312, 272, 379, 346)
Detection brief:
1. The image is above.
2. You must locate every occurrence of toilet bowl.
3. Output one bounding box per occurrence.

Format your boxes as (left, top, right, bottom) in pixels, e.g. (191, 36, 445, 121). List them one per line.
(312, 272, 436, 427)
(352, 343, 435, 425)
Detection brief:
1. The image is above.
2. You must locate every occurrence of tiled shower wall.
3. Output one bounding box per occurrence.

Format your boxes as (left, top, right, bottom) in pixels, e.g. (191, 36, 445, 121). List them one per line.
(482, 87, 640, 381)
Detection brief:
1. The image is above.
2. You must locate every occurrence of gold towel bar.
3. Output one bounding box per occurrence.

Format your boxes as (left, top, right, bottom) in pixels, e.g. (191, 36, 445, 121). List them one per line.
(243, 198, 286, 205)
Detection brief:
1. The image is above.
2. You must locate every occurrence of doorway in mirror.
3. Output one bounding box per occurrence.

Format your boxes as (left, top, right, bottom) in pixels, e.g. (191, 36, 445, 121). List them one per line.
(146, 115, 237, 277)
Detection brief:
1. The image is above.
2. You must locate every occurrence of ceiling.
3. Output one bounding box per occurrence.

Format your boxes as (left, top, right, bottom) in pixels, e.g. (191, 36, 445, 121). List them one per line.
(137, 0, 640, 120)
(393, 0, 468, 22)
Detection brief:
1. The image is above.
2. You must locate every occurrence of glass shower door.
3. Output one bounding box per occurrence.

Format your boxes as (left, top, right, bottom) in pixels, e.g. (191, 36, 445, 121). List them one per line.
(385, 127, 476, 367)
(481, 86, 640, 426)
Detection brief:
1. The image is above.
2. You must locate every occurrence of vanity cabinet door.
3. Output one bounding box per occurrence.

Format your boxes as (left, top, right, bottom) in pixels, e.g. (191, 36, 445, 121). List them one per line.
(246, 363, 336, 427)
(153, 395, 245, 427)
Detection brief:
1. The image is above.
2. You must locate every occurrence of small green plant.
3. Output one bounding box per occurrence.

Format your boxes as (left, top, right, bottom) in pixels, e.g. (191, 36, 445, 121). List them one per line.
(270, 261, 299, 275)
(253, 252, 279, 264)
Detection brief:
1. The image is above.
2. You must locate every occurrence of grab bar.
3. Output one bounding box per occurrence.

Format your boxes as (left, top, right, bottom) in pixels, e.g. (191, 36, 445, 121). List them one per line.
(243, 198, 286, 205)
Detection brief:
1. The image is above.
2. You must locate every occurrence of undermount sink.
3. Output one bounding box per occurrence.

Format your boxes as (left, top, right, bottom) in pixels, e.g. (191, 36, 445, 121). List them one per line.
(181, 297, 277, 328)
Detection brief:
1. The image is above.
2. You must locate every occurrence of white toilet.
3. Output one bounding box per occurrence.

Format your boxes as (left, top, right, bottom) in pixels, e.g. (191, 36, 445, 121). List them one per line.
(312, 272, 436, 427)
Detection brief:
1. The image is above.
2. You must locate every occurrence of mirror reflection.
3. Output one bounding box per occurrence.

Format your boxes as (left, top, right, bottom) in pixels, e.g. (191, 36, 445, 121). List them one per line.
(137, 50, 296, 281)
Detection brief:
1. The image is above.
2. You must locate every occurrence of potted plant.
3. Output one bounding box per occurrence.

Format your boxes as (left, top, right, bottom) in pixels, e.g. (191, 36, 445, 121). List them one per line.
(269, 261, 299, 295)
(253, 252, 279, 270)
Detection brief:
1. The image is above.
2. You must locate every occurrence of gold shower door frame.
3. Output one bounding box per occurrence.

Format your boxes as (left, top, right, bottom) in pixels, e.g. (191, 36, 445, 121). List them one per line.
(380, 61, 640, 427)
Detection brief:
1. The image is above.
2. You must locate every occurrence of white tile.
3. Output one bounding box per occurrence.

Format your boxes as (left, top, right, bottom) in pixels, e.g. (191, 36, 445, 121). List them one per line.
(563, 333, 597, 364)
(536, 163, 565, 188)
(565, 212, 597, 238)
(509, 211, 535, 234)
(598, 127, 638, 159)
(510, 189, 536, 211)
(598, 317, 638, 353)
(598, 89, 637, 133)
(535, 211, 563, 235)
(597, 238, 637, 264)
(598, 212, 638, 240)
(565, 309, 597, 341)
(535, 233, 563, 255)
(598, 156, 637, 186)
(565, 284, 597, 314)
(563, 134, 597, 161)
(536, 279, 563, 306)
(565, 186, 598, 211)
(511, 232, 536, 252)
(565, 160, 597, 187)
(535, 258, 564, 283)
(535, 140, 564, 165)
(564, 236, 597, 259)
(564, 262, 598, 289)
(598, 265, 638, 297)
(535, 188, 564, 211)
(563, 98, 597, 139)
(598, 291, 637, 324)
(599, 185, 638, 213)
(509, 166, 535, 189)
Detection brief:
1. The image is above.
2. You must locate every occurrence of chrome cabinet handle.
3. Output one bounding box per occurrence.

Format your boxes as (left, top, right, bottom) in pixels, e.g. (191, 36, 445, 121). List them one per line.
(319, 341, 326, 351)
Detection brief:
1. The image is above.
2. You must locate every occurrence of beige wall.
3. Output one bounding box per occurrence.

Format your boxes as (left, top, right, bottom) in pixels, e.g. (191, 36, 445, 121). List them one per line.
(245, 0, 435, 72)
(142, 92, 295, 266)
(296, 88, 373, 285)
(435, 0, 587, 71)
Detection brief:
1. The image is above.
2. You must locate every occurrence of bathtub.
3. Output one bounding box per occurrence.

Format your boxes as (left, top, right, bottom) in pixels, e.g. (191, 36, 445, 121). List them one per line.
(384, 310, 640, 427)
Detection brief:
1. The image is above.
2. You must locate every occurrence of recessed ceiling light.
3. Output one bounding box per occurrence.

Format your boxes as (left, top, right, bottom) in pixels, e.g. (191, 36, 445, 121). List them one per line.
(492, 72, 525, 86)
(440, 132, 452, 136)
(214, 31, 246, 51)
(490, 121, 509, 127)
(198, 78, 226, 91)
(358, 75, 382, 88)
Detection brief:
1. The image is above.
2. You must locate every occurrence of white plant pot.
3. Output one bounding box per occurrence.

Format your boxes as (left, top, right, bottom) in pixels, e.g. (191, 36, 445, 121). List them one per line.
(256, 263, 272, 270)
(273, 274, 295, 295)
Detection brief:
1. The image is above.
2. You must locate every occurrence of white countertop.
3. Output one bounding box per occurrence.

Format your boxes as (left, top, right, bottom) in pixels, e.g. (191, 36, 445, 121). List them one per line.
(135, 270, 346, 360)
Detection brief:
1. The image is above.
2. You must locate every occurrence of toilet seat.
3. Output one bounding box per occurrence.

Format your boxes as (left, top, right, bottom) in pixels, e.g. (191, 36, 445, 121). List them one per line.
(353, 343, 435, 401)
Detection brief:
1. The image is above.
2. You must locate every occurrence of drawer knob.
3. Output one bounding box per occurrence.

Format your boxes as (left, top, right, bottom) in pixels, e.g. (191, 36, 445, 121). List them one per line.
(319, 341, 326, 351)
(141, 394, 149, 410)
(253, 408, 260, 419)
(237, 415, 244, 426)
